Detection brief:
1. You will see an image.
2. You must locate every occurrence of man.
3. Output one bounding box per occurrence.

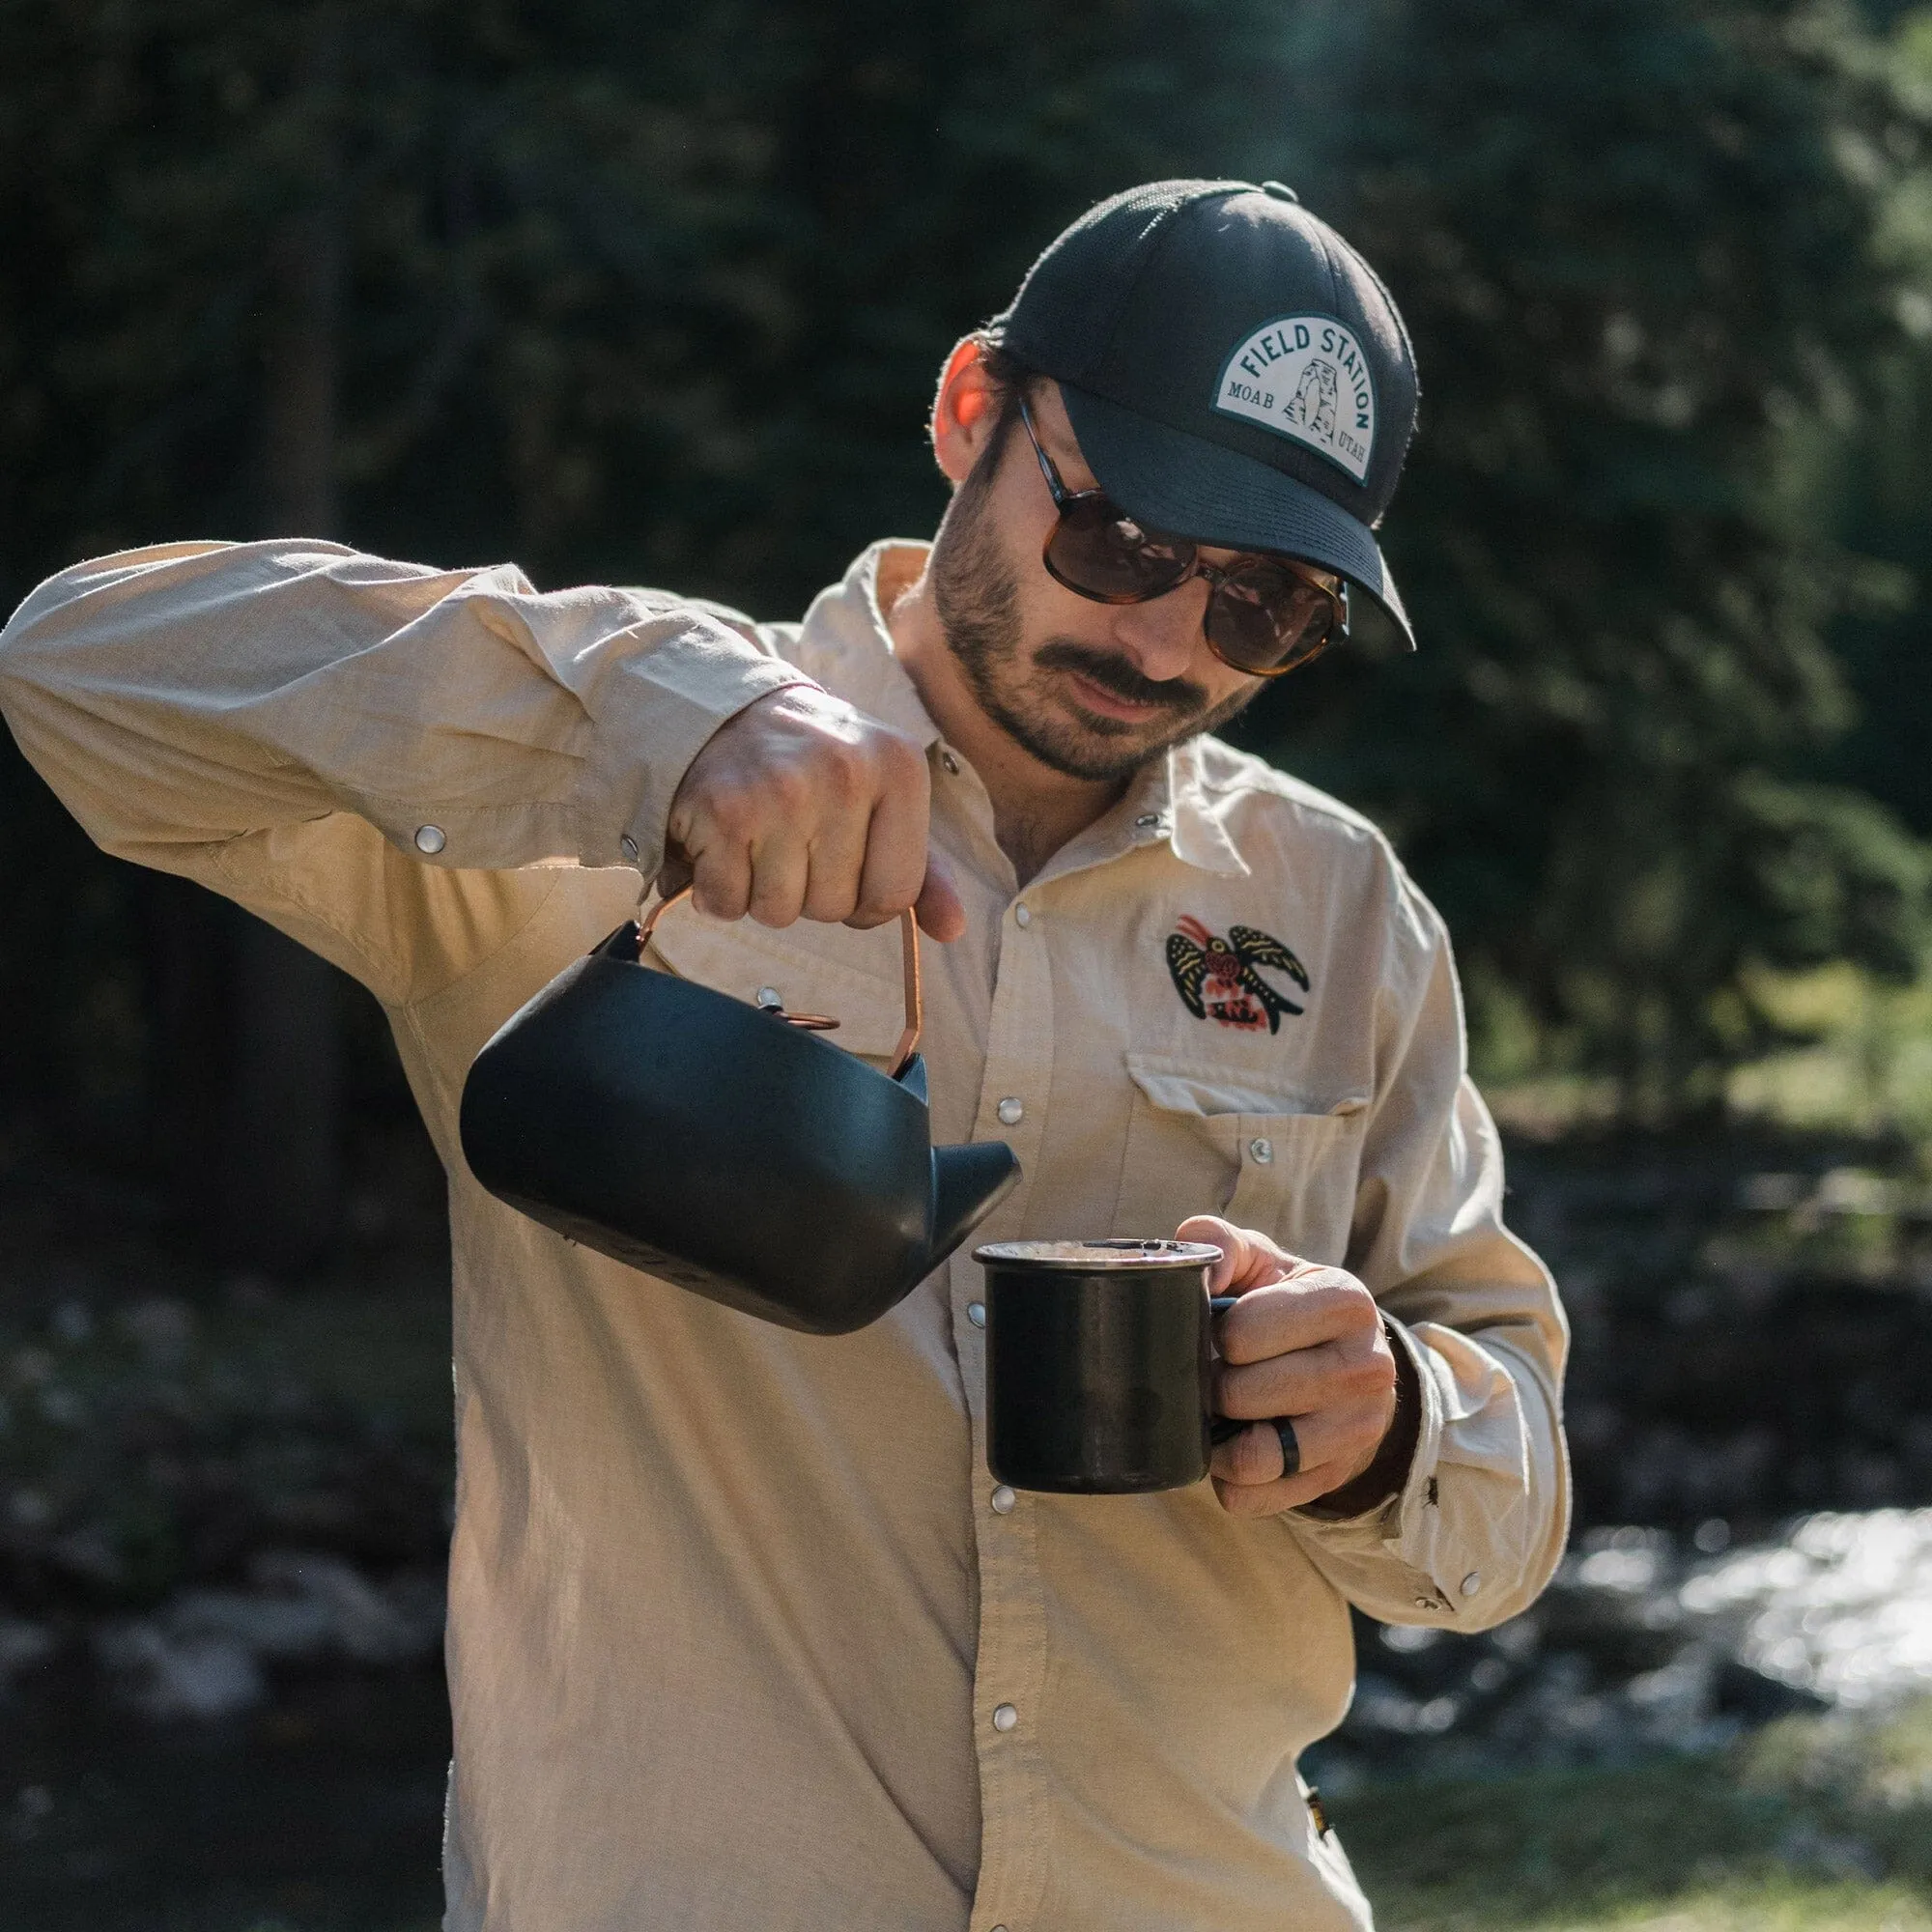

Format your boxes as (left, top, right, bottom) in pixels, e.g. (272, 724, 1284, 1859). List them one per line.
(0, 179, 1567, 1930)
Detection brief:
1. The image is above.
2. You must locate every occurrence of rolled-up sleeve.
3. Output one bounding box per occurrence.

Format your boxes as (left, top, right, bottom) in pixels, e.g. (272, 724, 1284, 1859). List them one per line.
(0, 540, 814, 1001)
(1287, 868, 1570, 1632)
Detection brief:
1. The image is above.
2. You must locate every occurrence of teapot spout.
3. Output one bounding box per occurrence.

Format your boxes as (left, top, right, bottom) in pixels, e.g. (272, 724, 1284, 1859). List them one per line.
(927, 1142, 1022, 1273)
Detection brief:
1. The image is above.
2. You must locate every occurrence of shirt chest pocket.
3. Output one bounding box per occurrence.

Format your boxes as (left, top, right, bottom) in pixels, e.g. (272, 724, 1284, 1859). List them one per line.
(641, 905, 906, 1062)
(1117, 1054, 1370, 1264)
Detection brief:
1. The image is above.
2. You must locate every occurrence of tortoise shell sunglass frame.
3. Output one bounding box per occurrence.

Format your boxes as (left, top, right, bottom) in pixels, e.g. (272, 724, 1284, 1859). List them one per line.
(1014, 391, 1349, 678)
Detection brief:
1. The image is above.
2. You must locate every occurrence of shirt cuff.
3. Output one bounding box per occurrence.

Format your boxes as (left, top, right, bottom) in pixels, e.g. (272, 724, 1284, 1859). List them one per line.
(1287, 1313, 1459, 1608)
(569, 612, 819, 877)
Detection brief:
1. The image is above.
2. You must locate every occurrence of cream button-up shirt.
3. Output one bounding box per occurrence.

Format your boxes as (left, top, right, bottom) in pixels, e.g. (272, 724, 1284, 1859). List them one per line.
(0, 537, 1569, 1932)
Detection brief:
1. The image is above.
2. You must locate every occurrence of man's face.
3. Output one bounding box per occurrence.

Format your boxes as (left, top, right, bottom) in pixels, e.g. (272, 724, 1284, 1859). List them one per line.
(927, 382, 1266, 785)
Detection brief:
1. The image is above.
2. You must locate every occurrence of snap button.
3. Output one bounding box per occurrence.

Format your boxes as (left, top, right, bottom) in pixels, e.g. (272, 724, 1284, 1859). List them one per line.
(990, 1486, 1016, 1515)
(1413, 1596, 1435, 1610)
(991, 1702, 1018, 1732)
(1462, 1572, 1484, 1597)
(412, 825, 446, 856)
(619, 834, 639, 863)
(1134, 811, 1161, 829)
(1013, 903, 1032, 928)
(966, 1301, 986, 1328)
(996, 1097, 1024, 1126)
(1248, 1137, 1274, 1164)
(1262, 179, 1300, 202)
(941, 750, 960, 774)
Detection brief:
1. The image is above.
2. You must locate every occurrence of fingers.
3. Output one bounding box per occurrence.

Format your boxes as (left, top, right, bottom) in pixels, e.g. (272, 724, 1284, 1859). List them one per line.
(1196, 1238, 1399, 1520)
(1209, 1385, 1398, 1517)
(913, 851, 967, 943)
(1208, 1396, 1381, 1492)
(687, 837, 753, 923)
(668, 687, 961, 940)
(1212, 1265, 1378, 1366)
(849, 758, 931, 929)
(746, 834, 812, 929)
(1175, 1214, 1295, 1294)
(1215, 1300, 1393, 1441)
(800, 811, 870, 926)
(653, 841, 695, 901)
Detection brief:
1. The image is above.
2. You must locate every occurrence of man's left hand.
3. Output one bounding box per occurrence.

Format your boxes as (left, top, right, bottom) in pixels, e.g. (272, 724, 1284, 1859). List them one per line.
(1178, 1214, 1400, 1520)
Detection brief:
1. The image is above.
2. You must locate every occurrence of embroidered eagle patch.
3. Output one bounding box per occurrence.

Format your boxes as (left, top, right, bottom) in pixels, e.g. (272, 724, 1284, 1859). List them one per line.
(1166, 916, 1310, 1034)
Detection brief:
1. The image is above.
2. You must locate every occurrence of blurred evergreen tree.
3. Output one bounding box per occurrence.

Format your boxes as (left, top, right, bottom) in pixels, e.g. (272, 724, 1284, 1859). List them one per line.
(0, 0, 1336, 1208)
(1242, 0, 1932, 1112)
(1, 0, 1929, 1174)
(1807, 10, 1932, 835)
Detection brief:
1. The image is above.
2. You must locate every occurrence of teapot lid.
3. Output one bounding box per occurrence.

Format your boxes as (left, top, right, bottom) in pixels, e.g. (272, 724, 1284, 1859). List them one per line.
(973, 1237, 1223, 1271)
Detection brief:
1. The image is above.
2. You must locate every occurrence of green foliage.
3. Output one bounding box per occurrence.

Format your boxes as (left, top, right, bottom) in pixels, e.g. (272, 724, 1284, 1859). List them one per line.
(2, 0, 1931, 1130)
(1805, 12, 1932, 843)
(1245, 0, 1932, 1110)
(0, 0, 1337, 600)
(1340, 1699, 1932, 1928)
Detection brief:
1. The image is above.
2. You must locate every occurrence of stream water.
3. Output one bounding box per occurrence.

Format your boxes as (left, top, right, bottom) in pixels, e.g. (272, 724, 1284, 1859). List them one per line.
(4, 1509, 1930, 1927)
(1311, 1506, 1932, 1788)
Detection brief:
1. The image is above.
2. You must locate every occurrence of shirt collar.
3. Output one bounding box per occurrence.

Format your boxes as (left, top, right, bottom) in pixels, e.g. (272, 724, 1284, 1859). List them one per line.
(794, 540, 942, 750)
(1150, 738, 1251, 878)
(799, 540, 1250, 880)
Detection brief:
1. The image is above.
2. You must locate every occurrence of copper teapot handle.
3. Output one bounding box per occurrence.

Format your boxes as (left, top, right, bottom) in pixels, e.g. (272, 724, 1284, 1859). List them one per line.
(638, 886, 923, 1079)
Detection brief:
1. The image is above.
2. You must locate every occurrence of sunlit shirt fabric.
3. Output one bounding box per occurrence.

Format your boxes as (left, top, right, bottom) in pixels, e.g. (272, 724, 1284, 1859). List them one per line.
(0, 538, 1570, 1932)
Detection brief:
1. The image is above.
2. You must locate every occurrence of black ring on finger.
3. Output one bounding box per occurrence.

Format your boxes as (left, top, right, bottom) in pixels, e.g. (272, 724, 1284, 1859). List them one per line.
(1275, 1418, 1301, 1480)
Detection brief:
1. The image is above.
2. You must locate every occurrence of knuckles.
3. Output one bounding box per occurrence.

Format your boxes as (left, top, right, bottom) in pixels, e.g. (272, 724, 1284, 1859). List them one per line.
(668, 692, 930, 930)
(807, 738, 867, 807)
(872, 728, 926, 790)
(685, 716, 923, 835)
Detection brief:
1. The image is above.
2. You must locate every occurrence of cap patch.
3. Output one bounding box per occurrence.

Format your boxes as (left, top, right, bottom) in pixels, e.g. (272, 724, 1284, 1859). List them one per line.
(1211, 314, 1377, 482)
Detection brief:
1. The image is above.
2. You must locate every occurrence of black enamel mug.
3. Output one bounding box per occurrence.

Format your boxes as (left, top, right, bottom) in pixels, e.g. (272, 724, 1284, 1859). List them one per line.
(977, 1238, 1261, 1494)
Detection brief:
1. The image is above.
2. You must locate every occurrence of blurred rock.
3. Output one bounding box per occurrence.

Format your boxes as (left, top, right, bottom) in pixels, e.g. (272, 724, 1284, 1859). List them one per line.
(0, 1616, 54, 1691)
(1506, 1142, 1932, 1536)
(49, 1299, 94, 1346)
(115, 1296, 196, 1370)
(242, 1550, 444, 1665)
(95, 1552, 444, 1720)
(97, 1619, 264, 1721)
(1312, 1512, 1932, 1787)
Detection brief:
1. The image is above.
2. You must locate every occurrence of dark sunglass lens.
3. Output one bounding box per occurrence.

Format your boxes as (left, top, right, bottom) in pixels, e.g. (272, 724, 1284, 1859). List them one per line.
(1206, 566, 1336, 672)
(1048, 496, 1194, 601)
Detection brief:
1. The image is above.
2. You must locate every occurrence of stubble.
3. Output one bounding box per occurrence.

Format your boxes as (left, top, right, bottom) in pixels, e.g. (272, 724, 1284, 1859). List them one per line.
(928, 449, 1259, 785)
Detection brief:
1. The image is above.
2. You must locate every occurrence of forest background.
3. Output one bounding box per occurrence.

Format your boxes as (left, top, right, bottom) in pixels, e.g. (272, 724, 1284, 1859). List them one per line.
(5, 0, 1932, 1272)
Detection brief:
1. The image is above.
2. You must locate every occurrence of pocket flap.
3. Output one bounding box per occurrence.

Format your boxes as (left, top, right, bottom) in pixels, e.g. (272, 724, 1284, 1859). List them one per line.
(1124, 1051, 1369, 1122)
(643, 903, 908, 1060)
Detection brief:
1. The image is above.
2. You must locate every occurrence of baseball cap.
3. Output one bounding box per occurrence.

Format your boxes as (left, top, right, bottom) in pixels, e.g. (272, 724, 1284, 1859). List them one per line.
(989, 179, 1420, 649)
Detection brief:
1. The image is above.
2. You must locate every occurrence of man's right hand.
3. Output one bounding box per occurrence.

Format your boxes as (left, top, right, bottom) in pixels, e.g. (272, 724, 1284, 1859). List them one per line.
(660, 686, 966, 941)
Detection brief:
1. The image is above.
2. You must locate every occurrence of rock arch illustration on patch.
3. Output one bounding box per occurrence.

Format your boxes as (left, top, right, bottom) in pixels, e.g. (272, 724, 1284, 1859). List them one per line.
(1286, 359, 1339, 439)
(1212, 314, 1377, 482)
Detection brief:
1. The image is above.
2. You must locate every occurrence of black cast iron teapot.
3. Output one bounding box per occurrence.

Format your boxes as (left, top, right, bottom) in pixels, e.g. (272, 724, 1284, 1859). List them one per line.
(458, 887, 1021, 1334)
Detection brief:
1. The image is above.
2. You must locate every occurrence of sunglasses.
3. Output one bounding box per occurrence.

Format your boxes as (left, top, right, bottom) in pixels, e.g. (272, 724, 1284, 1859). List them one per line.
(1016, 393, 1349, 677)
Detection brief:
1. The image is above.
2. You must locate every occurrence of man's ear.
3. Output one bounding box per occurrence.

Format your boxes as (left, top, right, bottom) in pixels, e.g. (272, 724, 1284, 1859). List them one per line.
(931, 336, 1001, 486)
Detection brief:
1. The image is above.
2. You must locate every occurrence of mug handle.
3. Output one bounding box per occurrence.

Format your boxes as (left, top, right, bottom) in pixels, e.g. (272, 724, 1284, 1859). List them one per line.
(1206, 1295, 1300, 1473)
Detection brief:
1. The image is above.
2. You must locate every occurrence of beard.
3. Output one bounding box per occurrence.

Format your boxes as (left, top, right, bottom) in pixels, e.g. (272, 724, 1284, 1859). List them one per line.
(928, 454, 1260, 784)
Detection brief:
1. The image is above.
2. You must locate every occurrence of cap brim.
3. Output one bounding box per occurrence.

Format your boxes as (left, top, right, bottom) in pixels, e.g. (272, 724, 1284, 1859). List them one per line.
(1060, 384, 1415, 651)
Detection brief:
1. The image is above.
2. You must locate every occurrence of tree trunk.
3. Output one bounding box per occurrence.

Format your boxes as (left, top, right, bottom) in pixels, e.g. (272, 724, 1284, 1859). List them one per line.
(212, 7, 349, 1275)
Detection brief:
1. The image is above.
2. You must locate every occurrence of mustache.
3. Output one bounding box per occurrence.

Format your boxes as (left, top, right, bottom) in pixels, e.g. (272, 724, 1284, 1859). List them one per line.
(1033, 640, 1208, 717)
